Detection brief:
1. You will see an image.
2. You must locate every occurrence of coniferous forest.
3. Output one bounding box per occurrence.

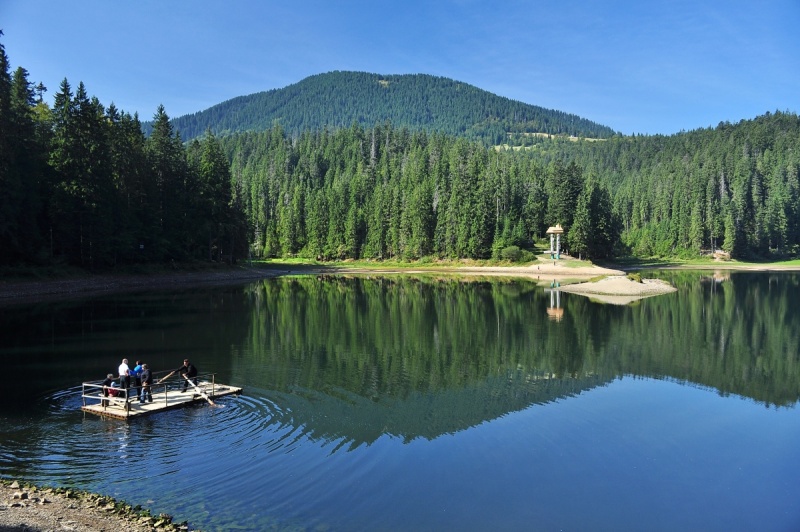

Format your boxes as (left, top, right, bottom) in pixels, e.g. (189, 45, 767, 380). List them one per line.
(219, 124, 619, 261)
(150, 71, 618, 144)
(2, 36, 800, 269)
(0, 39, 247, 268)
(219, 111, 800, 262)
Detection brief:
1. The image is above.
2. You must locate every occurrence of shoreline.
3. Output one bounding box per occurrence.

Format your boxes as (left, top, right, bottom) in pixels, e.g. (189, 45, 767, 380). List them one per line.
(558, 275, 678, 304)
(0, 479, 188, 531)
(0, 261, 621, 305)
(0, 265, 287, 306)
(2, 261, 799, 306)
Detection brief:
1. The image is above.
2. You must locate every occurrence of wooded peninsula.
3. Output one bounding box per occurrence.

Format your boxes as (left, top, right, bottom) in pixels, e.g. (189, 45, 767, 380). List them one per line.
(2, 37, 799, 272)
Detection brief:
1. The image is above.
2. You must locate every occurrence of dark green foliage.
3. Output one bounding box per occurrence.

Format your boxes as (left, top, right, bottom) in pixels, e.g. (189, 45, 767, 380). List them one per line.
(3, 34, 798, 266)
(0, 37, 249, 268)
(220, 124, 586, 260)
(500, 246, 522, 262)
(146, 72, 617, 143)
(550, 112, 800, 259)
(545, 160, 583, 230)
(568, 176, 620, 260)
(626, 272, 642, 283)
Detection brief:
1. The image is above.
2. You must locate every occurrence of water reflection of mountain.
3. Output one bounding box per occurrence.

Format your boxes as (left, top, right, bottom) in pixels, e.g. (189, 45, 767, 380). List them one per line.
(248, 372, 611, 447)
(237, 272, 800, 427)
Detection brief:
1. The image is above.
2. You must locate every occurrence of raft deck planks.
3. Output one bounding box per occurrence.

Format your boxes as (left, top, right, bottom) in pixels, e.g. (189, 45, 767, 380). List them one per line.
(81, 380, 242, 420)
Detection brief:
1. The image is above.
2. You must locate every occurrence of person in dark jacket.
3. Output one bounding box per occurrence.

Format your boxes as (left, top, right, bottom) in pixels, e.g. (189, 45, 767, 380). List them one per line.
(101, 373, 114, 406)
(139, 363, 153, 403)
(157, 359, 199, 393)
(178, 359, 198, 392)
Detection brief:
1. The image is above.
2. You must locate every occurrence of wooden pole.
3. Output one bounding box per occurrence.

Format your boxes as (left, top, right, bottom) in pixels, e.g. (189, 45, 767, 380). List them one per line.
(183, 374, 216, 406)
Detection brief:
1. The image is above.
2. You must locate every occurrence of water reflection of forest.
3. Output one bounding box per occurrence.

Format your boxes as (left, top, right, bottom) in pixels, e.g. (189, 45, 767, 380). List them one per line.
(238, 273, 800, 427)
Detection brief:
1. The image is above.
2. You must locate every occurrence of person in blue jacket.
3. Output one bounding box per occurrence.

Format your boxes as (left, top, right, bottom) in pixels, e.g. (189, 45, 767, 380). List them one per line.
(131, 360, 144, 401)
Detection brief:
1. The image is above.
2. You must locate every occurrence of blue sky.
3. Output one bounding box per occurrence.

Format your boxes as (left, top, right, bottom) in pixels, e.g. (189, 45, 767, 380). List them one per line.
(2, 0, 798, 135)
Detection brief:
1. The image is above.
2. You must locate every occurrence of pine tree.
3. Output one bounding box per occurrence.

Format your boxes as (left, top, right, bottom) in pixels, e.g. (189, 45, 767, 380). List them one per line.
(198, 130, 233, 261)
(145, 105, 189, 260)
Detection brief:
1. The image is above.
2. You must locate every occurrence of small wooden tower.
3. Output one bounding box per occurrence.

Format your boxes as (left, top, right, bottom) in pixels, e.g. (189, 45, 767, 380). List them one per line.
(546, 224, 564, 259)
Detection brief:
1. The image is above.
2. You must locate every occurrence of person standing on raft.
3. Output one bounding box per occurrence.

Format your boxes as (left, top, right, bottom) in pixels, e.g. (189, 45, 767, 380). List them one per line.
(139, 363, 153, 403)
(158, 359, 198, 392)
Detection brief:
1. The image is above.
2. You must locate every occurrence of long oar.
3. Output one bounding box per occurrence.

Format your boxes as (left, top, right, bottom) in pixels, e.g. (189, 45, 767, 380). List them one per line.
(183, 374, 217, 406)
(156, 370, 176, 384)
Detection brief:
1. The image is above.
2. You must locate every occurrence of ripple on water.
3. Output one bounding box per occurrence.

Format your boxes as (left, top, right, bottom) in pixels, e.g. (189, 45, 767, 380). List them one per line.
(2, 384, 365, 530)
(4, 386, 310, 475)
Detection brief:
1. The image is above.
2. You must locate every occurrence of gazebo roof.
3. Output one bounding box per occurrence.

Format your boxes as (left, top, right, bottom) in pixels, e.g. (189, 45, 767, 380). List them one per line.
(546, 224, 564, 235)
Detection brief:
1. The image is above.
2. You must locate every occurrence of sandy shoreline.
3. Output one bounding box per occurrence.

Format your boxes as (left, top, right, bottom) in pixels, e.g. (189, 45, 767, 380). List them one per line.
(2, 260, 798, 305)
(559, 275, 677, 304)
(0, 262, 620, 305)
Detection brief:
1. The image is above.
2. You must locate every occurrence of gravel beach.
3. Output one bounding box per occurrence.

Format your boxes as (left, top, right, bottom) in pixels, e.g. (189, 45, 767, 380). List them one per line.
(0, 480, 188, 532)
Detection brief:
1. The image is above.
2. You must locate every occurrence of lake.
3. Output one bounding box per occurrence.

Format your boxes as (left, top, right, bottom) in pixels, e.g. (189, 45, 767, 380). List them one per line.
(1, 271, 799, 531)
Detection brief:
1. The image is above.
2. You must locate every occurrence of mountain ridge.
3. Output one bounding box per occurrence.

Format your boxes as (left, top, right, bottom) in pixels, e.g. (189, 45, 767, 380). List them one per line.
(146, 71, 617, 143)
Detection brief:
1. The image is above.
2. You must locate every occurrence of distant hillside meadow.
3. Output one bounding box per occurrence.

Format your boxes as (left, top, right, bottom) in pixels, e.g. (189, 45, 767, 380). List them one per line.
(144, 71, 618, 144)
(2, 33, 800, 269)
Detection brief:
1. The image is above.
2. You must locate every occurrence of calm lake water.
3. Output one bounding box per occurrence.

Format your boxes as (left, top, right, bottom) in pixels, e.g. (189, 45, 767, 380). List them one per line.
(1, 271, 799, 531)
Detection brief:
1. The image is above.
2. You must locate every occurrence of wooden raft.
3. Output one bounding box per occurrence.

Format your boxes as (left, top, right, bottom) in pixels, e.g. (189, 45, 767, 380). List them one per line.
(80, 376, 241, 420)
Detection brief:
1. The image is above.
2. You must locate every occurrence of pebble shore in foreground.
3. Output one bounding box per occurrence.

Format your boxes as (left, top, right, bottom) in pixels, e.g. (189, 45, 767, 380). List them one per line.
(0, 479, 194, 532)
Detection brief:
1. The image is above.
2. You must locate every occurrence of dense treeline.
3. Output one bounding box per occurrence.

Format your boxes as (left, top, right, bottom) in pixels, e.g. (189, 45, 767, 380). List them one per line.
(220, 123, 620, 260)
(156, 72, 617, 144)
(5, 31, 799, 266)
(0, 39, 247, 268)
(517, 111, 800, 258)
(222, 110, 800, 262)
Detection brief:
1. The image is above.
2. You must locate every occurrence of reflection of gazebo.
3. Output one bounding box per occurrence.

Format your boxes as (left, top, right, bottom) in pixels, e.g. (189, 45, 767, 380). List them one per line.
(546, 224, 564, 259)
(545, 284, 563, 322)
(546, 306, 564, 321)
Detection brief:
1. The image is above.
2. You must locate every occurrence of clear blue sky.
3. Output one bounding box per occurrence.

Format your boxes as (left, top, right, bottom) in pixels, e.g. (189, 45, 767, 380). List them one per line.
(3, 0, 798, 135)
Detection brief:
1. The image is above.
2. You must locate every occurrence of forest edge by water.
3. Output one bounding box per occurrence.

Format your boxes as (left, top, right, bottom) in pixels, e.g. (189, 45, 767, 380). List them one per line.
(2, 258, 799, 306)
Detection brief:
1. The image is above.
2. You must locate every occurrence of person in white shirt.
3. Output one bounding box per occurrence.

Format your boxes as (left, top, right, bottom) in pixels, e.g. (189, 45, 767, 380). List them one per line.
(118, 358, 131, 395)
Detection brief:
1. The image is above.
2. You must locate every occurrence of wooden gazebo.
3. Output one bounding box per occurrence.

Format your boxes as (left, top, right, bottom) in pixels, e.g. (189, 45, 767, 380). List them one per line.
(546, 224, 564, 259)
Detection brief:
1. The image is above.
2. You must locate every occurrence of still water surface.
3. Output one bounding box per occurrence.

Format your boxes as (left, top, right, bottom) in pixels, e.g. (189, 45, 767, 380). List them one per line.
(1, 271, 799, 531)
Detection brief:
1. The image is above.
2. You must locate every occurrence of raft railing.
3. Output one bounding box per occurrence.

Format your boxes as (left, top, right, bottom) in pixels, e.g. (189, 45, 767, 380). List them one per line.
(81, 372, 218, 412)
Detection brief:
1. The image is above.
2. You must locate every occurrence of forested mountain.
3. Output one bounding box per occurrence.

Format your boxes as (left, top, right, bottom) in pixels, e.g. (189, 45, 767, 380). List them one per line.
(3, 33, 799, 269)
(150, 71, 617, 144)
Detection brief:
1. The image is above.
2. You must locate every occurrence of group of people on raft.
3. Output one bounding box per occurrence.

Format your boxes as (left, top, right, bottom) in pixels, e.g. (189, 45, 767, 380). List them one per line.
(101, 358, 198, 405)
